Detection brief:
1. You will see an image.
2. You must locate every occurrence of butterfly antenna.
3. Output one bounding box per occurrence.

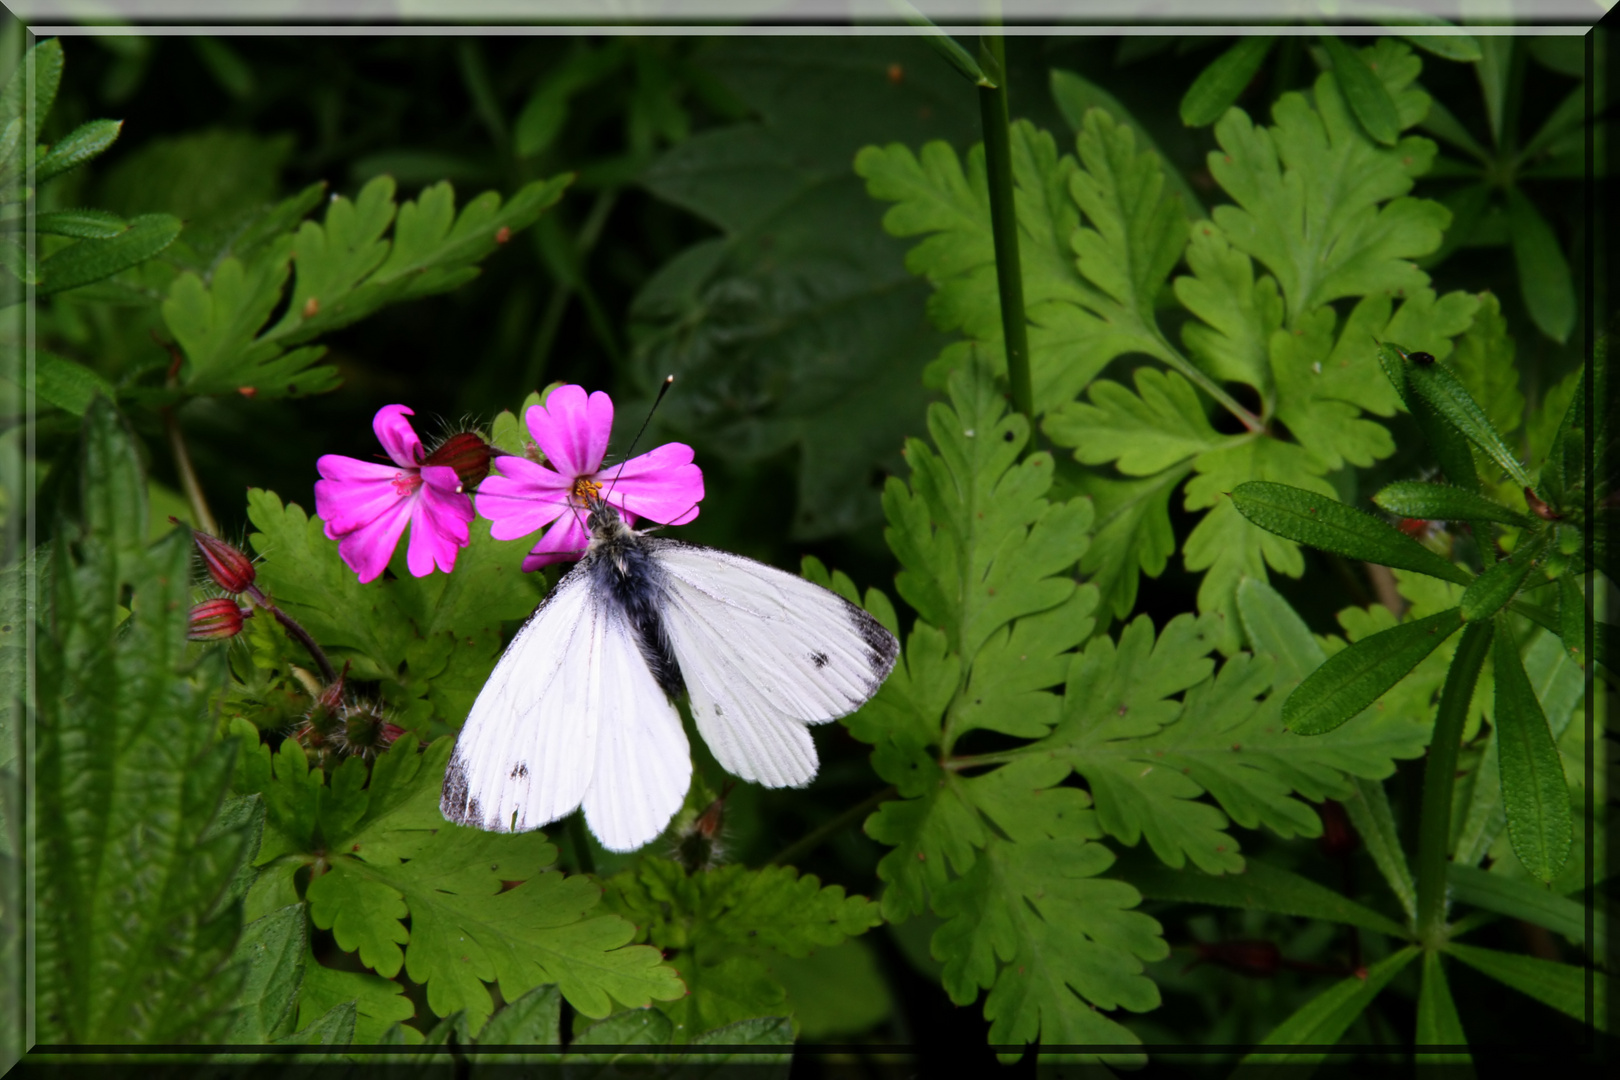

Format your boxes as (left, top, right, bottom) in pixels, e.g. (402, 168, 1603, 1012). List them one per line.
(603, 375, 676, 505)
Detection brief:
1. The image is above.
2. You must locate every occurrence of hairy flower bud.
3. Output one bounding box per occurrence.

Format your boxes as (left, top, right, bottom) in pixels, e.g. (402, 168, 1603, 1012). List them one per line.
(423, 431, 494, 490)
(188, 598, 250, 640)
(188, 527, 257, 593)
(340, 701, 404, 759)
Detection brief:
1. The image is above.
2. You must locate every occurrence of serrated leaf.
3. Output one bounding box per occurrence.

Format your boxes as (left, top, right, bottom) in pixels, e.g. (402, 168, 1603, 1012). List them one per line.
(1403, 346, 1535, 489)
(478, 982, 561, 1048)
(1045, 367, 1223, 476)
(34, 399, 250, 1043)
(1284, 608, 1463, 734)
(1049, 67, 1205, 217)
(1234, 480, 1474, 585)
(1179, 37, 1276, 127)
(1445, 943, 1610, 1032)
(223, 904, 307, 1043)
(1236, 946, 1418, 1066)
(295, 953, 419, 1045)
(1373, 480, 1533, 527)
(1492, 621, 1571, 882)
(37, 213, 181, 296)
(280, 1000, 356, 1047)
(34, 118, 121, 184)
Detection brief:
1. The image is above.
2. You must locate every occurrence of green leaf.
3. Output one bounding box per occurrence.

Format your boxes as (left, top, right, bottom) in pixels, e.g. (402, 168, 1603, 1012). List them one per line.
(0, 38, 62, 155)
(1416, 952, 1472, 1066)
(603, 857, 880, 1041)
(1403, 348, 1535, 489)
(1321, 34, 1402, 146)
(1445, 942, 1609, 1032)
(280, 1001, 356, 1047)
(30, 208, 126, 239)
(295, 953, 419, 1045)
(34, 118, 121, 184)
(1492, 620, 1572, 883)
(514, 44, 625, 158)
(1506, 187, 1575, 344)
(36, 213, 181, 296)
(1283, 608, 1463, 734)
(1373, 480, 1534, 528)
(1459, 530, 1551, 623)
(1341, 776, 1417, 923)
(1110, 850, 1407, 937)
(17, 351, 116, 416)
(34, 399, 250, 1043)
(477, 982, 561, 1048)
(1231, 481, 1472, 585)
(1448, 864, 1594, 951)
(1179, 37, 1276, 127)
(1050, 68, 1205, 218)
(1558, 574, 1587, 667)
(1236, 946, 1418, 1065)
(1045, 367, 1223, 476)
(1403, 34, 1483, 63)
(768, 937, 893, 1039)
(223, 904, 307, 1043)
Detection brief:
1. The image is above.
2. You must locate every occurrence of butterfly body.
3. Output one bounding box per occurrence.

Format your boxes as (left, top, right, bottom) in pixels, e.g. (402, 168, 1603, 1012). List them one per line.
(441, 498, 899, 852)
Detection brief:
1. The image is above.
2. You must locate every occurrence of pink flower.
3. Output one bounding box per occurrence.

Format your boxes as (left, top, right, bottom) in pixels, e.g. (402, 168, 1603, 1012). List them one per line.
(476, 385, 704, 570)
(315, 405, 477, 583)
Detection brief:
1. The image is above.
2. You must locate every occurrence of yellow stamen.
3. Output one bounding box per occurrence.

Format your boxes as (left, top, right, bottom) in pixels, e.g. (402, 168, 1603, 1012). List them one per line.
(571, 477, 603, 501)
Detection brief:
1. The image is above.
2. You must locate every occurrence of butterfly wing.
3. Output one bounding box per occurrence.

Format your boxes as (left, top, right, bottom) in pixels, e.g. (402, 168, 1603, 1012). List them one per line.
(441, 560, 690, 851)
(649, 540, 899, 788)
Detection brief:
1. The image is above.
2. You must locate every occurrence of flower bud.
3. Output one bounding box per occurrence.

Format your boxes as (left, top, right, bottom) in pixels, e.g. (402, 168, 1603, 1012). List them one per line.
(188, 598, 250, 641)
(188, 527, 257, 594)
(340, 702, 404, 759)
(423, 431, 494, 489)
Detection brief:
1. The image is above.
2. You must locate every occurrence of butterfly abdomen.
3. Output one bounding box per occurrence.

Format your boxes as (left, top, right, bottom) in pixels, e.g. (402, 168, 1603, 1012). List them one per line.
(587, 531, 684, 699)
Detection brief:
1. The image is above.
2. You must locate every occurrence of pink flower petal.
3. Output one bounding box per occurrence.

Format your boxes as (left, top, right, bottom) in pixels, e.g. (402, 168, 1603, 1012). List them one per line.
(373, 405, 424, 469)
(522, 514, 592, 571)
(315, 464, 413, 539)
(601, 442, 704, 526)
(525, 385, 612, 478)
(476, 457, 574, 540)
(335, 494, 414, 584)
(406, 479, 474, 577)
(316, 454, 400, 484)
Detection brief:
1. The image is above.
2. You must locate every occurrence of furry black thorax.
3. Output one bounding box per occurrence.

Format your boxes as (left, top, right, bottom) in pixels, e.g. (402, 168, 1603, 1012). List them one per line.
(583, 501, 684, 698)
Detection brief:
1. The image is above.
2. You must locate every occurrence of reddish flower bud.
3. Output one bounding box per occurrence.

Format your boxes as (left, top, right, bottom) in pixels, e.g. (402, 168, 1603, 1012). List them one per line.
(1397, 517, 1430, 538)
(1524, 487, 1561, 521)
(188, 528, 257, 593)
(188, 598, 250, 641)
(423, 431, 494, 490)
(1316, 799, 1359, 858)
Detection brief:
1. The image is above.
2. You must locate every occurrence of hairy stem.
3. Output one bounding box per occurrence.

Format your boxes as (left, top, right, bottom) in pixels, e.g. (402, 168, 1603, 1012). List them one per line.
(1415, 618, 1494, 948)
(244, 584, 337, 685)
(162, 407, 219, 537)
(977, 32, 1035, 439)
(769, 785, 897, 867)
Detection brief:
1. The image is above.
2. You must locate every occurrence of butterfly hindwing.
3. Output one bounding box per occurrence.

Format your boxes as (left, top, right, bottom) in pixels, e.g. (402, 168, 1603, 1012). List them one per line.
(648, 540, 899, 788)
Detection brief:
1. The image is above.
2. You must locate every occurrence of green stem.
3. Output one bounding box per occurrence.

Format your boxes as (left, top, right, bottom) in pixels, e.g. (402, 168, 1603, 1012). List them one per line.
(244, 584, 337, 685)
(567, 811, 596, 875)
(769, 785, 897, 867)
(161, 406, 218, 538)
(1415, 618, 1494, 948)
(977, 33, 1035, 438)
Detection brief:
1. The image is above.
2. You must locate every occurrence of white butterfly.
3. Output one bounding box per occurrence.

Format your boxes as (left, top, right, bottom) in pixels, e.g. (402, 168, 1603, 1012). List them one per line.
(440, 495, 900, 852)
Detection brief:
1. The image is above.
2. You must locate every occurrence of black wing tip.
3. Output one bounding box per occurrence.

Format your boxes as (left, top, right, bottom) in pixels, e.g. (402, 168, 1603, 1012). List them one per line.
(844, 600, 900, 690)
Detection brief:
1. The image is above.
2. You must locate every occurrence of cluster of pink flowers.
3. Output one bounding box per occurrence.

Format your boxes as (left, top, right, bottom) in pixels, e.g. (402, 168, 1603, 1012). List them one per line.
(313, 386, 704, 581)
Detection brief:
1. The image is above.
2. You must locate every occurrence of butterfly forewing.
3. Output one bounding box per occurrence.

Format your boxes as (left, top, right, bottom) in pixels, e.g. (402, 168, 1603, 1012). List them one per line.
(649, 540, 899, 788)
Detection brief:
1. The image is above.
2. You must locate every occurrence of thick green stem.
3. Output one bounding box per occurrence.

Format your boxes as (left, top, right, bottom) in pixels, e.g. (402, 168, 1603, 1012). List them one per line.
(1415, 618, 1494, 948)
(977, 34, 1035, 437)
(769, 785, 897, 867)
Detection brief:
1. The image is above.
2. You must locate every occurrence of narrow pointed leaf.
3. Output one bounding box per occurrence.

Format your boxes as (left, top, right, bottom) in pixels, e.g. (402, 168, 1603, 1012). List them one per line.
(1402, 35, 1483, 63)
(1459, 529, 1551, 622)
(1404, 350, 1535, 489)
(1506, 188, 1576, 344)
(1180, 37, 1276, 127)
(1520, 85, 1588, 162)
(1416, 952, 1472, 1067)
(1341, 776, 1416, 924)
(1557, 574, 1586, 667)
(31, 209, 127, 240)
(1492, 621, 1571, 883)
(1236, 947, 1418, 1065)
(1283, 609, 1463, 735)
(1111, 851, 1407, 937)
(37, 213, 182, 296)
(1373, 480, 1534, 528)
(1232, 481, 1472, 585)
(33, 119, 122, 185)
(1445, 943, 1609, 1032)
(1321, 34, 1402, 146)
(1448, 865, 1597, 952)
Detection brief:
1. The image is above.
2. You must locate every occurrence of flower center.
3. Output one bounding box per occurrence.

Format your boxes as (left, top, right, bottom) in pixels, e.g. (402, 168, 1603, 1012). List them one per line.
(571, 477, 603, 502)
(391, 470, 424, 497)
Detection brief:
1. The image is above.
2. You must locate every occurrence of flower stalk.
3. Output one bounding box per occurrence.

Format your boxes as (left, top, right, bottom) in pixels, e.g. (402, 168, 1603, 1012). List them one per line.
(977, 31, 1036, 440)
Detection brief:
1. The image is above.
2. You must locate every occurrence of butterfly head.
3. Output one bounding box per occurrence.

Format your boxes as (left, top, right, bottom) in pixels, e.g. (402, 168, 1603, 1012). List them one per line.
(581, 488, 633, 541)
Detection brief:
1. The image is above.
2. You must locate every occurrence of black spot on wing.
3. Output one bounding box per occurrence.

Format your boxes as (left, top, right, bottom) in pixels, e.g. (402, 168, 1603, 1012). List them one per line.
(811, 651, 829, 669)
(510, 762, 529, 780)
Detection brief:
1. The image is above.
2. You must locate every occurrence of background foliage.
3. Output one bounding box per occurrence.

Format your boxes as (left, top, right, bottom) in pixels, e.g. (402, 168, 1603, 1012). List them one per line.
(2, 17, 1614, 1073)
